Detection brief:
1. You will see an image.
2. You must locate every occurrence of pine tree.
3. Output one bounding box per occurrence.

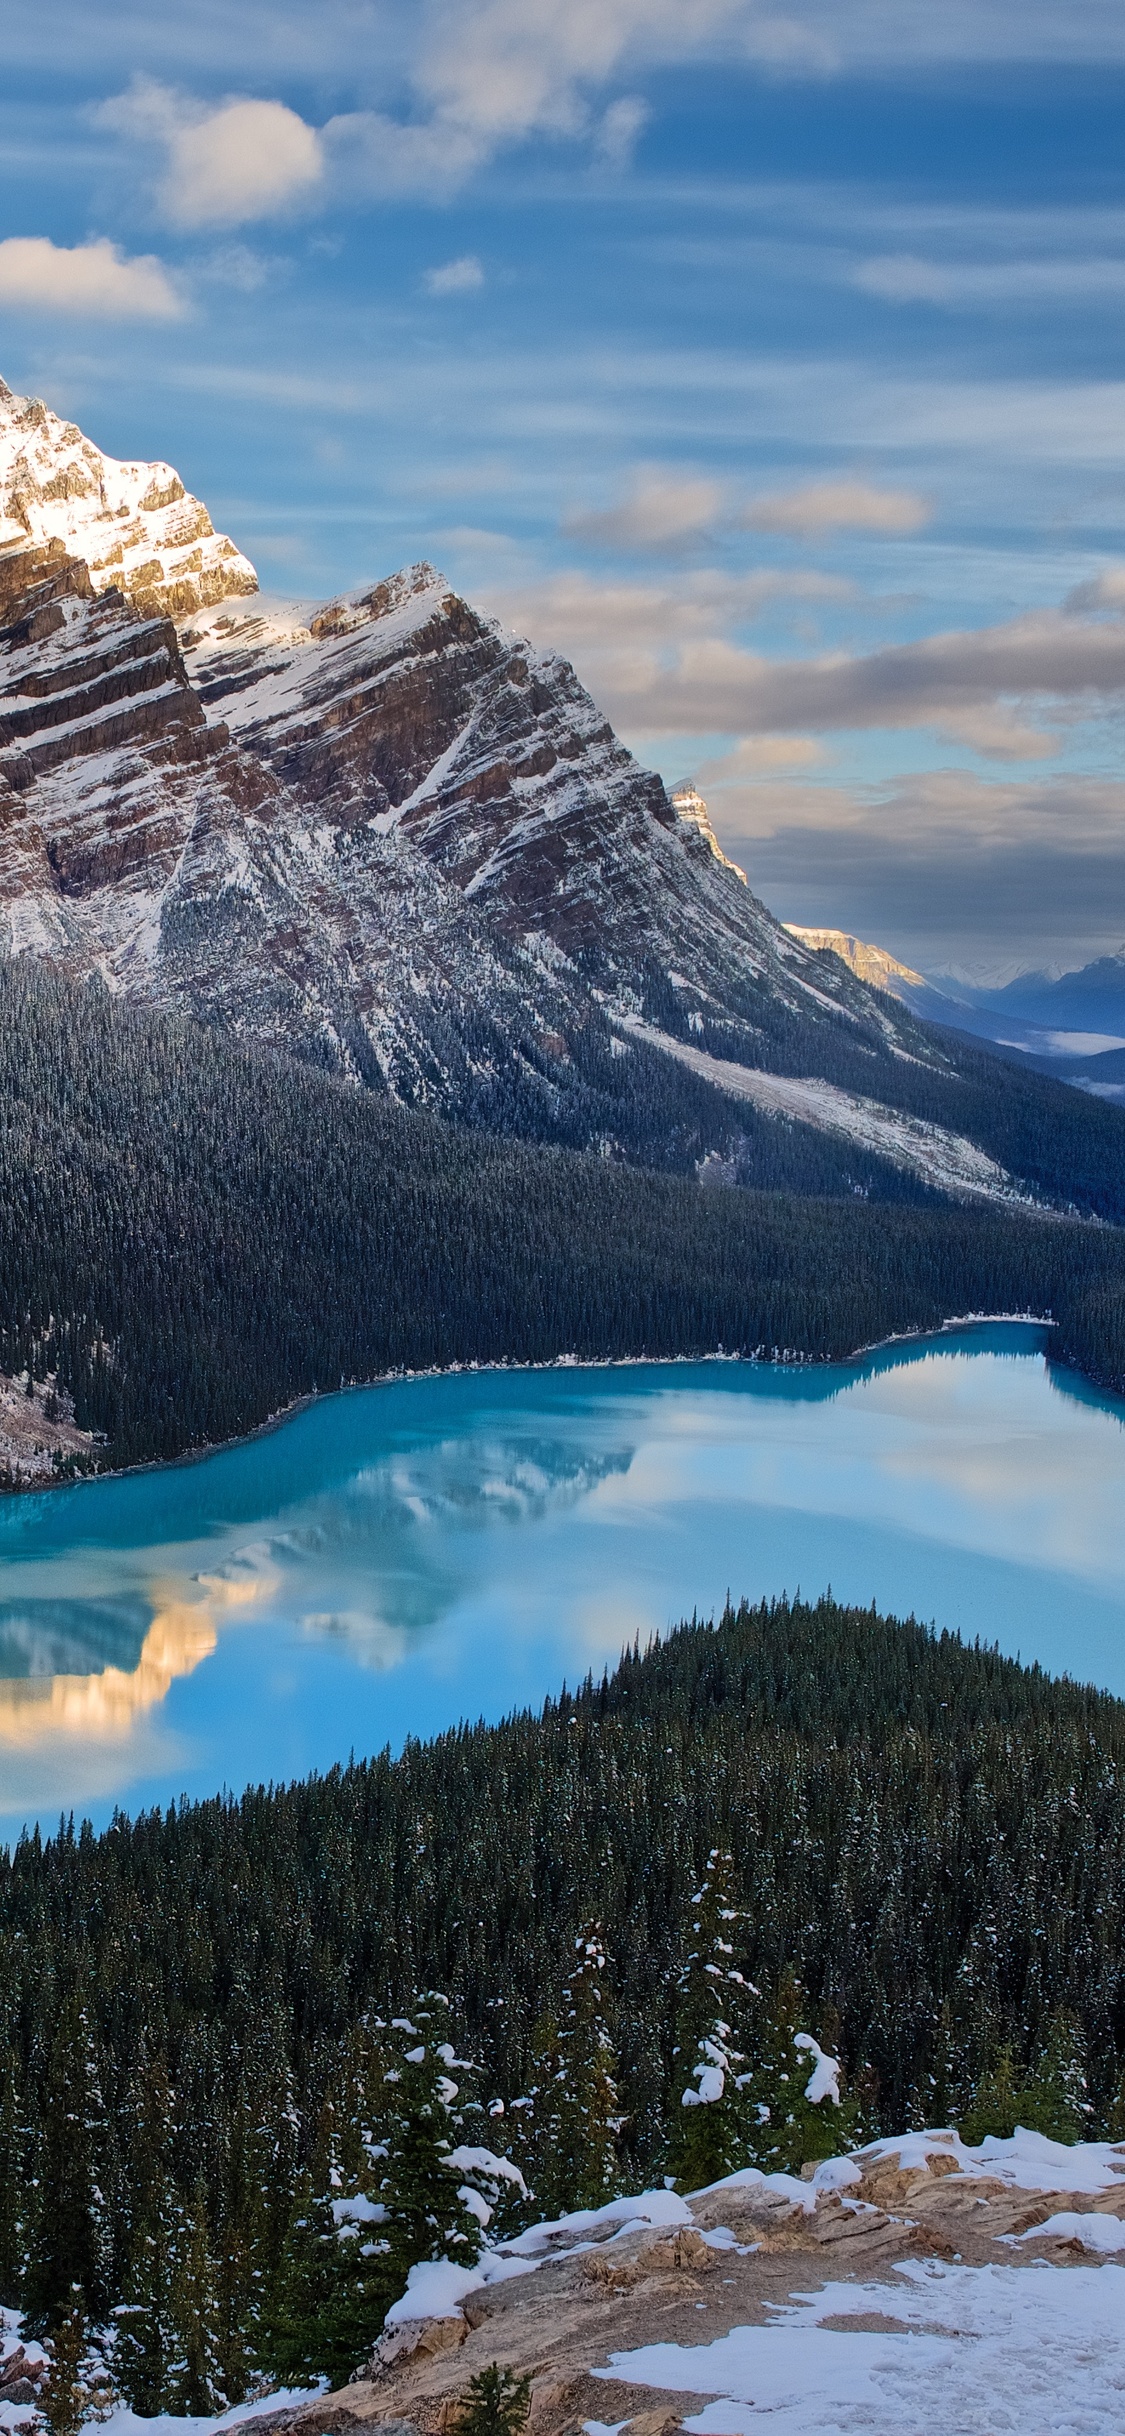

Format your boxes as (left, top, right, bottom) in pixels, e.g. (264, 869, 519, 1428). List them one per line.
(115, 2222, 177, 2416)
(262, 2170, 393, 2391)
(114, 2056, 179, 2416)
(667, 1850, 755, 2190)
(213, 2210, 259, 2408)
(544, 1932, 623, 2214)
(1104, 2065, 1125, 2142)
(0, 2049, 23, 2307)
(959, 2046, 1023, 2146)
(507, 2012, 566, 2221)
(455, 2363, 533, 2436)
(380, 2009, 485, 2289)
(167, 2185, 224, 2414)
(911, 2001, 971, 2132)
(22, 2000, 109, 2333)
(742, 1970, 856, 2174)
(1020, 2012, 1091, 2145)
(41, 2293, 92, 2436)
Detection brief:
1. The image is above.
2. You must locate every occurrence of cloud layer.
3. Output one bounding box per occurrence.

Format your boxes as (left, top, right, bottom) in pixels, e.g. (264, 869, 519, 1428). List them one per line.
(741, 479, 931, 536)
(0, 236, 181, 319)
(712, 772, 1125, 970)
(490, 570, 1125, 762)
(100, 82, 324, 226)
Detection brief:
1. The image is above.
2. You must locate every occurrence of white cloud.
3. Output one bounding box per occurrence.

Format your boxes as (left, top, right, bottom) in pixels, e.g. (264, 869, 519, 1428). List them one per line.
(702, 769, 1125, 970)
(322, 110, 483, 201)
(855, 253, 1125, 309)
(486, 563, 851, 657)
(83, 10, 1125, 213)
(741, 478, 932, 536)
(0, 235, 182, 319)
(424, 254, 485, 296)
(167, 98, 322, 227)
(1065, 567, 1125, 615)
(701, 734, 826, 773)
(565, 471, 725, 548)
(314, 2, 830, 201)
(591, 608, 1125, 748)
(700, 762, 1125, 863)
(492, 571, 1125, 758)
(597, 95, 650, 165)
(101, 81, 323, 227)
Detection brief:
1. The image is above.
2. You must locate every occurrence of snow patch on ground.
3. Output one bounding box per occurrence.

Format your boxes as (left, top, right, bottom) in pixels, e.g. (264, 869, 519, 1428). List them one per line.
(860, 2128, 1125, 2195)
(601, 2260, 1125, 2436)
(92, 2394, 319, 2436)
(1017, 2212, 1125, 2252)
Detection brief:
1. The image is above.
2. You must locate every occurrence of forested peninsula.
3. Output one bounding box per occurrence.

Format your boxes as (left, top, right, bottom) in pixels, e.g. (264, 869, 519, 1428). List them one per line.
(1, 958, 1125, 1489)
(3, 1595, 1124, 2399)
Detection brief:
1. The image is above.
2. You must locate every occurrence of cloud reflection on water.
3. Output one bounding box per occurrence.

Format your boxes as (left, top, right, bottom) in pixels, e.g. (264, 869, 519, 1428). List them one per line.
(1, 1330, 1124, 1835)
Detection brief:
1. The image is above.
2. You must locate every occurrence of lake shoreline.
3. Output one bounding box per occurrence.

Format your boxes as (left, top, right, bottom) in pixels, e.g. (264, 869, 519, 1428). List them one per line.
(5, 1308, 1059, 1504)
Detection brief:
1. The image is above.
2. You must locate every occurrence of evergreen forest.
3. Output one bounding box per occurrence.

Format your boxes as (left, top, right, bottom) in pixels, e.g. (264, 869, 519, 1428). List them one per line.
(3, 959, 1125, 1487)
(3, 1595, 1125, 2400)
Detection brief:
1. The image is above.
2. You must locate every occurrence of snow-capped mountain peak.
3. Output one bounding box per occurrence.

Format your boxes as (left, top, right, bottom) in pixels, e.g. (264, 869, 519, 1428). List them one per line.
(0, 377, 257, 620)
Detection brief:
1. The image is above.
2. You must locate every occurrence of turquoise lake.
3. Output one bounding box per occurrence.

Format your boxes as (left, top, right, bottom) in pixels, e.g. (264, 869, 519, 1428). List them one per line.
(2, 1322, 1125, 1844)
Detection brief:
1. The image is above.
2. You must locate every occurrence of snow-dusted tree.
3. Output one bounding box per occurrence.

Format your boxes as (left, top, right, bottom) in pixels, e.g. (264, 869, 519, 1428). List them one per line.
(1019, 2012, 1091, 2145)
(263, 2170, 394, 2390)
(667, 1849, 756, 2190)
(41, 2292, 92, 2436)
(378, 2002, 488, 2282)
(958, 2045, 1023, 2146)
(519, 1933, 622, 2217)
(264, 2001, 524, 2385)
(23, 1998, 111, 2332)
(114, 2055, 179, 2416)
(742, 1970, 856, 2173)
(167, 2184, 224, 2414)
(0, 2047, 23, 2306)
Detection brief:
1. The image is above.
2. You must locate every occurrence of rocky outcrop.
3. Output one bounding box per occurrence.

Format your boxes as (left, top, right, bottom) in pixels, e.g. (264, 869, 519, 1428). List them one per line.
(255, 2150, 1125, 2436)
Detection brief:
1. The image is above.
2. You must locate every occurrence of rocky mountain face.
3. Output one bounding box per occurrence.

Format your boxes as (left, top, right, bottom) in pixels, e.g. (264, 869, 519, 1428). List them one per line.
(2, 381, 1111, 1208)
(0, 378, 256, 617)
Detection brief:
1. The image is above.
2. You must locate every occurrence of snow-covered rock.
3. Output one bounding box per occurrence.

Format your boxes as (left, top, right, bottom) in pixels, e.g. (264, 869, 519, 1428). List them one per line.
(0, 381, 256, 618)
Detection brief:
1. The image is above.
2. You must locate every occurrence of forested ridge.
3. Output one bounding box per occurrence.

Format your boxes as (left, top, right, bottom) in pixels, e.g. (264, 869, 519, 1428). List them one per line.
(3, 1595, 1125, 2394)
(2, 958, 1125, 1484)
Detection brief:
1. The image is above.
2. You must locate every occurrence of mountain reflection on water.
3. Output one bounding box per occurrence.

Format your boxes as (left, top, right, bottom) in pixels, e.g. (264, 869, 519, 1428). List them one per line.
(2, 1327, 1124, 1843)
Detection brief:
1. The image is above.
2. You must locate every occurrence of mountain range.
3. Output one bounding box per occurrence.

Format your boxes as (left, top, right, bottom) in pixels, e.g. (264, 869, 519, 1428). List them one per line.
(789, 925, 1125, 1107)
(2, 376, 1125, 1216)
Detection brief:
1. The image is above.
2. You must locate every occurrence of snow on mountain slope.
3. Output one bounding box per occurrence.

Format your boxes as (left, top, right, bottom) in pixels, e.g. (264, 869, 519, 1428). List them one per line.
(0, 379, 256, 618)
(180, 565, 915, 1055)
(621, 1020, 1032, 1207)
(1, 382, 1109, 1207)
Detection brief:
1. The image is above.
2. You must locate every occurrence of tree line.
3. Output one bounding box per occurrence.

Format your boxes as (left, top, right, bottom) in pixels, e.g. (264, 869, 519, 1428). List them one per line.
(3, 1594, 1124, 2404)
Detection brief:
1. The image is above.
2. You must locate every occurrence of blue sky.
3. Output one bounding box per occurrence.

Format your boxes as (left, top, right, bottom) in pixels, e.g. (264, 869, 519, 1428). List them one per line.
(1, 2, 1124, 975)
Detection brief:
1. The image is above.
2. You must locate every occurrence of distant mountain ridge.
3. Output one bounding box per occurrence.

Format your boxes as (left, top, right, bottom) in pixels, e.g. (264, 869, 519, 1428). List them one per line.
(969, 950, 1125, 1037)
(1, 381, 1124, 1214)
(786, 920, 1125, 1105)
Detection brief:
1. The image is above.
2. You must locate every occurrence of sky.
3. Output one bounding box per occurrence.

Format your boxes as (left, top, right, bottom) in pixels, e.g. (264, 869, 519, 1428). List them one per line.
(0, 3, 1123, 978)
